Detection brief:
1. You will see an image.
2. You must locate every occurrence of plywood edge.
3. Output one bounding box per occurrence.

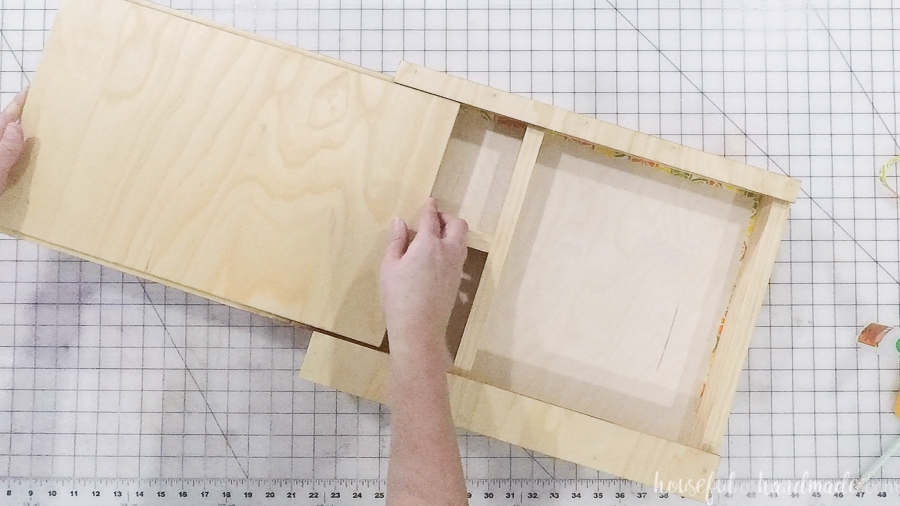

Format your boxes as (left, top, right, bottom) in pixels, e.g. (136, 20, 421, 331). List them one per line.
(395, 62, 801, 203)
(454, 126, 545, 369)
(301, 332, 718, 503)
(465, 230, 492, 252)
(688, 197, 792, 451)
(0, 228, 389, 344)
(120, 0, 390, 81)
(300, 332, 391, 400)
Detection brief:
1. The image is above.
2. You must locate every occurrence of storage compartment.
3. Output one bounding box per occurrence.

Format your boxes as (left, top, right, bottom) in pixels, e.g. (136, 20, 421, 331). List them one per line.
(467, 133, 759, 444)
(431, 106, 527, 237)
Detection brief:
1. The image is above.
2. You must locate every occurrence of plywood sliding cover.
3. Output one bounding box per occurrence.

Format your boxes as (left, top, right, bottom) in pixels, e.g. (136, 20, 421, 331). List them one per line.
(0, 0, 460, 346)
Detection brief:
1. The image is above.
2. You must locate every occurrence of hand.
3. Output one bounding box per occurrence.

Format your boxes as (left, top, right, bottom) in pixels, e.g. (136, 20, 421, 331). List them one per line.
(380, 198, 468, 358)
(0, 88, 28, 193)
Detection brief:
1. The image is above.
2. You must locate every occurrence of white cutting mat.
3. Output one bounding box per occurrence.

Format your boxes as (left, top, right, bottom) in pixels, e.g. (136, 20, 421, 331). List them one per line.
(1, 0, 900, 488)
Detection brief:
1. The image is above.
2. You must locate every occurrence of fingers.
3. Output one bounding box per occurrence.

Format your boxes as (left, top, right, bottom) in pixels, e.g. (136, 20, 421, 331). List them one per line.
(382, 217, 410, 263)
(0, 88, 28, 135)
(416, 197, 442, 239)
(441, 213, 469, 246)
(0, 122, 25, 177)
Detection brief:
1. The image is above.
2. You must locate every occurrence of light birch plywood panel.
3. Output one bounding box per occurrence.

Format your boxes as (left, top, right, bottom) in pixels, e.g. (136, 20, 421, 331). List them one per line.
(0, 0, 459, 346)
(470, 134, 757, 444)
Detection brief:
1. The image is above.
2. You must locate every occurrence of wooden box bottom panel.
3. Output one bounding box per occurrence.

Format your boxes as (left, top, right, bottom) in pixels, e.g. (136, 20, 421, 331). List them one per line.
(468, 132, 759, 445)
(300, 332, 719, 503)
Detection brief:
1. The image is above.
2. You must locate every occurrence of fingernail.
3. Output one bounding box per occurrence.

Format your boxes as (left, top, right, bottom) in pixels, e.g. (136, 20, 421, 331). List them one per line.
(392, 218, 403, 232)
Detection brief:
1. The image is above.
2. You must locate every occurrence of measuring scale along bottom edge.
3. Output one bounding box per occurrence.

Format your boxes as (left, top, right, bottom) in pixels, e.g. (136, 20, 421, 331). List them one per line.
(1, 478, 899, 505)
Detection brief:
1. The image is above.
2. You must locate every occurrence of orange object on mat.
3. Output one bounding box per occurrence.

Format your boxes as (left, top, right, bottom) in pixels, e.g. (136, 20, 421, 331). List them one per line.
(858, 323, 894, 347)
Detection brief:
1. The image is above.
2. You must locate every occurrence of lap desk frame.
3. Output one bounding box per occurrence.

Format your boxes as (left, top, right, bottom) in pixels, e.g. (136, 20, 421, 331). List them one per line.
(0, 0, 800, 500)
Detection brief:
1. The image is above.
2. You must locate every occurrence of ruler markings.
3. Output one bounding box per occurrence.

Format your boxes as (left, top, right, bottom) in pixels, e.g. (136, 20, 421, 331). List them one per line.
(3, 478, 900, 505)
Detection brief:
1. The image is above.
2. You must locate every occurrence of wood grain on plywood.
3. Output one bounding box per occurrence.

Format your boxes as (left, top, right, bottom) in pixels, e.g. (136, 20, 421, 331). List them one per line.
(469, 134, 755, 444)
(300, 332, 719, 503)
(395, 62, 801, 203)
(2, 0, 459, 346)
(124, 0, 391, 81)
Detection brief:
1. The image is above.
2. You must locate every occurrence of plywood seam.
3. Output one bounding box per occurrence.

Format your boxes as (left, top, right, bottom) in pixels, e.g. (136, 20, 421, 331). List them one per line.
(465, 230, 492, 252)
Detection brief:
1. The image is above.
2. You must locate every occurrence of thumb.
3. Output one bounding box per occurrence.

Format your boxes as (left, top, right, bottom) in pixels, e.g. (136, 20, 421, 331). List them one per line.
(383, 218, 409, 263)
(0, 122, 25, 180)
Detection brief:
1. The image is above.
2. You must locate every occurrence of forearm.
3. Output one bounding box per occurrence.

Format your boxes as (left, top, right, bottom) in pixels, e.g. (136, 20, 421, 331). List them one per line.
(386, 332, 468, 506)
